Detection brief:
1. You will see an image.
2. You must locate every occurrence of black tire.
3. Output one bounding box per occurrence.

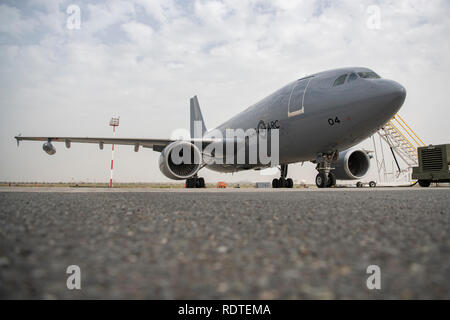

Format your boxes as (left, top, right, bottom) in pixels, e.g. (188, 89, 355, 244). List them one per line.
(286, 178, 294, 189)
(279, 178, 286, 188)
(418, 180, 431, 188)
(197, 178, 205, 188)
(186, 179, 194, 189)
(315, 172, 328, 188)
(356, 182, 363, 188)
(327, 172, 336, 187)
(369, 181, 377, 188)
(272, 178, 280, 189)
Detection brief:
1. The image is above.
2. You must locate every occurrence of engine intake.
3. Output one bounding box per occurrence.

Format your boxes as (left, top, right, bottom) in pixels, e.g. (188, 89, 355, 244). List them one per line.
(158, 141, 202, 180)
(333, 149, 370, 180)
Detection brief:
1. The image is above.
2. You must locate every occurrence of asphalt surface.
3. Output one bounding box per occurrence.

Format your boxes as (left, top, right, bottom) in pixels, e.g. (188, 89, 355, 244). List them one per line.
(0, 188, 449, 299)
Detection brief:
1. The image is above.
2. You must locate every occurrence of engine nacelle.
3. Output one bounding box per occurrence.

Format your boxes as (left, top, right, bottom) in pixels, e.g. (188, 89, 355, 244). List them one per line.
(43, 142, 56, 155)
(158, 141, 202, 180)
(333, 148, 370, 180)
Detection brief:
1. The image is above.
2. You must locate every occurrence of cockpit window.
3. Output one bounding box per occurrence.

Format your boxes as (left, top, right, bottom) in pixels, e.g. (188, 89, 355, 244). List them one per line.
(358, 72, 380, 79)
(333, 74, 347, 87)
(348, 73, 358, 82)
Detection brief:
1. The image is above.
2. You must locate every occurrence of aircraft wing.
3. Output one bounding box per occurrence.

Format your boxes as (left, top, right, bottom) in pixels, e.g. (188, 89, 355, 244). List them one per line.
(14, 136, 218, 152)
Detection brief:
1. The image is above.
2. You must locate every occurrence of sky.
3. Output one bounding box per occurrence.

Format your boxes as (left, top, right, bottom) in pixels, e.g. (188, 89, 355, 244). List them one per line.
(0, 0, 449, 184)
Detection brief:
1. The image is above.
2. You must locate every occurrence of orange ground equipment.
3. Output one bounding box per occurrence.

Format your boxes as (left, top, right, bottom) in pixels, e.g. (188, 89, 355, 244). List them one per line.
(217, 182, 227, 188)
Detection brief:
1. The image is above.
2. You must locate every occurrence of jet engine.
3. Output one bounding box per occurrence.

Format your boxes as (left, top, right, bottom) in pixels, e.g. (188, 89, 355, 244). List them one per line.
(43, 141, 56, 155)
(333, 148, 370, 180)
(158, 141, 202, 180)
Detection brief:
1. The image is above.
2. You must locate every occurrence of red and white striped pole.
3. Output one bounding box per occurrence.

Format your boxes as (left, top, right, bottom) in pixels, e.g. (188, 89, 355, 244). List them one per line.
(109, 126, 115, 188)
(109, 117, 120, 188)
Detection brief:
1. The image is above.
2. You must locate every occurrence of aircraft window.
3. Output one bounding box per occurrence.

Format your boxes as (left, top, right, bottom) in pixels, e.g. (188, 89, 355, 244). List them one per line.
(333, 74, 347, 87)
(358, 72, 380, 79)
(348, 73, 358, 82)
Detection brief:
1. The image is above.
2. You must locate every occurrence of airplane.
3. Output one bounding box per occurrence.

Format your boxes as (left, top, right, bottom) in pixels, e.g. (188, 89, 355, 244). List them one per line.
(15, 67, 406, 188)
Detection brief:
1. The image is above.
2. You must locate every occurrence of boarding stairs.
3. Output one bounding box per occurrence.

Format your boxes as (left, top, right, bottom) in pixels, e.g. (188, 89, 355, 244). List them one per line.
(377, 114, 426, 169)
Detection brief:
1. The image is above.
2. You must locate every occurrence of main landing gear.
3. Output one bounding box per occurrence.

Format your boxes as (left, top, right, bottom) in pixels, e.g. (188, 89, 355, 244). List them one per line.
(315, 152, 337, 189)
(272, 164, 294, 189)
(186, 175, 205, 188)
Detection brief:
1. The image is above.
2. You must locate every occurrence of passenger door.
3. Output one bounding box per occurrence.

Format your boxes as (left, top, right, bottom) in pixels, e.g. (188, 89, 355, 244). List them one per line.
(288, 77, 313, 117)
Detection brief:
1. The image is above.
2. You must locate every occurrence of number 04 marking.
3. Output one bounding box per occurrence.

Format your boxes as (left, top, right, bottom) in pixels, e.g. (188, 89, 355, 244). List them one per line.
(328, 117, 341, 126)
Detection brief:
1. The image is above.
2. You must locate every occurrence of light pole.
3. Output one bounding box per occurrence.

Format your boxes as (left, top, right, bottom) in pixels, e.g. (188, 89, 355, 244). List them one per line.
(109, 117, 120, 188)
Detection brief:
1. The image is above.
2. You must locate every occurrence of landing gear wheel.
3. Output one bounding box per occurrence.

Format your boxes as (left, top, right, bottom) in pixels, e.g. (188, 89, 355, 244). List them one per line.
(356, 182, 363, 188)
(286, 178, 294, 189)
(327, 173, 336, 188)
(186, 178, 194, 189)
(186, 177, 205, 189)
(315, 172, 328, 188)
(274, 165, 294, 189)
(315, 151, 339, 189)
(418, 180, 431, 188)
(369, 181, 377, 188)
(272, 178, 280, 189)
(197, 177, 205, 188)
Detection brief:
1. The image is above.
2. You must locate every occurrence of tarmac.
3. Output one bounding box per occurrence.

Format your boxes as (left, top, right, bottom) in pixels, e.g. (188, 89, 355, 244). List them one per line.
(0, 187, 449, 299)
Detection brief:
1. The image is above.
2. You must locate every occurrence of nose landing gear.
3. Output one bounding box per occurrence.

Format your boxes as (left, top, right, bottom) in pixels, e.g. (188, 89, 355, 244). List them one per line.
(315, 152, 338, 189)
(272, 164, 294, 188)
(315, 171, 337, 188)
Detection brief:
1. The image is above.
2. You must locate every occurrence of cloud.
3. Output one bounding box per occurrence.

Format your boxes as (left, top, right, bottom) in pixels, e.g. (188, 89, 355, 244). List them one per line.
(0, 4, 37, 36)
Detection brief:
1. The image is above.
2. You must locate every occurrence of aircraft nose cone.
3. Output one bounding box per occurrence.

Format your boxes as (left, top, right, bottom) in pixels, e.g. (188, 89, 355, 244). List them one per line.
(381, 80, 407, 113)
(392, 81, 406, 102)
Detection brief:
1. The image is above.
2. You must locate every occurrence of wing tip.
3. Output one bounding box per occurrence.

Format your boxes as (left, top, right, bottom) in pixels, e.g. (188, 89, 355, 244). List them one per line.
(15, 134, 22, 146)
